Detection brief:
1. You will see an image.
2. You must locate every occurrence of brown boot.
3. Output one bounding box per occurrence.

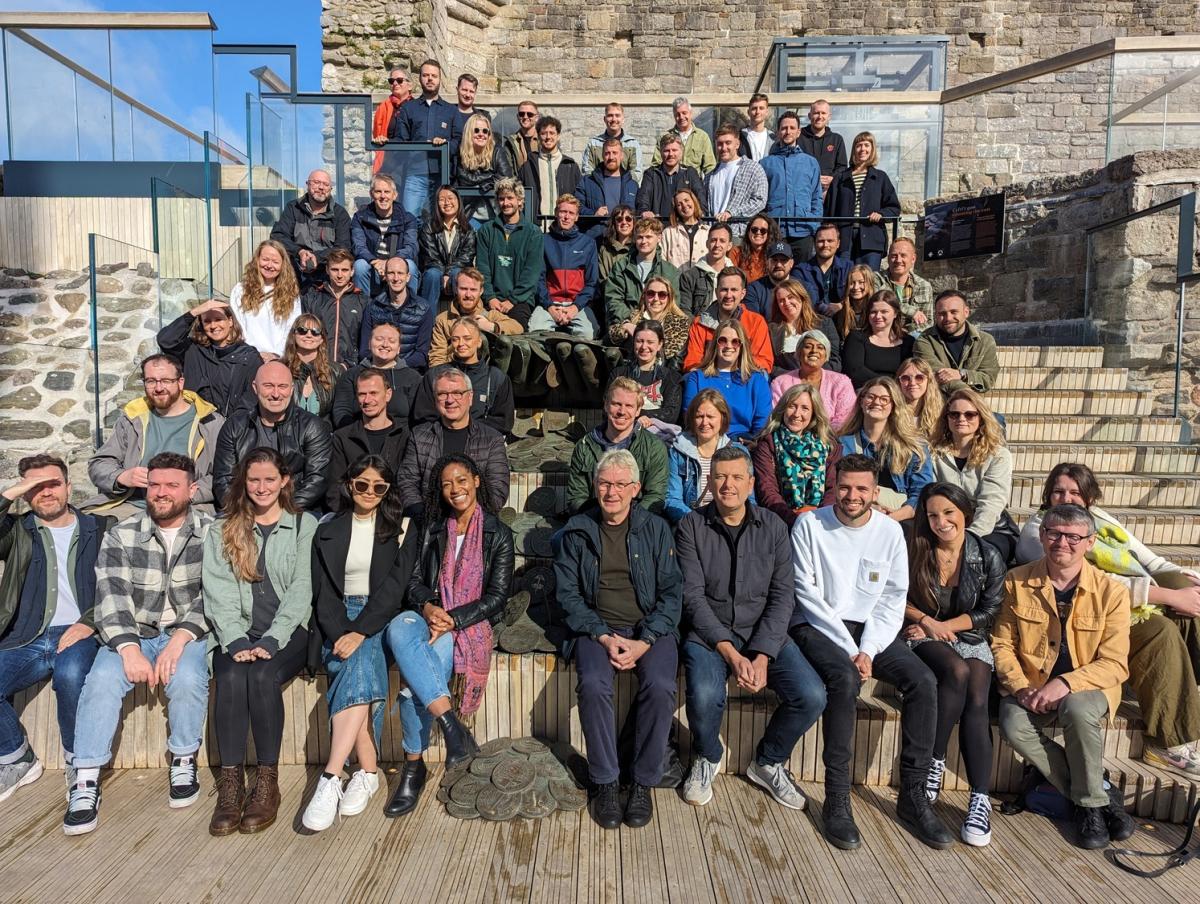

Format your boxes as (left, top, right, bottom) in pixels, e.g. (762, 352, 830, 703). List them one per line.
(208, 765, 244, 837)
(239, 765, 280, 834)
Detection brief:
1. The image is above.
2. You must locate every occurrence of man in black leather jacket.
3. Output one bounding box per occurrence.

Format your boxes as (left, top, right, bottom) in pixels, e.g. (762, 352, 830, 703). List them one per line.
(212, 361, 333, 511)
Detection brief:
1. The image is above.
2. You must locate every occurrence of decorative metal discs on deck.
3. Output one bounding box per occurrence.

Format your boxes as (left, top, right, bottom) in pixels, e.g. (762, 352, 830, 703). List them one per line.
(441, 737, 587, 821)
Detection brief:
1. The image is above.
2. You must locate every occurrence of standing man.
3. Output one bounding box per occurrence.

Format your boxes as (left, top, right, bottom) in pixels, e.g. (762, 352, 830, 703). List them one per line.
(636, 134, 707, 221)
(476, 178, 545, 330)
(651, 97, 716, 176)
(582, 102, 643, 180)
(761, 112, 823, 263)
(357, 256, 435, 368)
(796, 224, 851, 317)
(738, 93, 775, 162)
(517, 116, 582, 229)
(913, 291, 1000, 395)
(705, 125, 767, 240)
(797, 100, 848, 196)
(577, 137, 639, 239)
(504, 100, 540, 173)
(556, 449, 682, 830)
(391, 59, 455, 217)
(350, 173, 419, 299)
(302, 247, 365, 368)
(270, 169, 351, 288)
(449, 73, 489, 160)
(789, 454, 952, 851)
(873, 238, 933, 332)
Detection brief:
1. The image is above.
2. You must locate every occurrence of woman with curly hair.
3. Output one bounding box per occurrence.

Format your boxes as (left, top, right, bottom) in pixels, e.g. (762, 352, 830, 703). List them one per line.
(897, 357, 944, 440)
(280, 312, 341, 420)
(607, 275, 691, 370)
(228, 239, 302, 359)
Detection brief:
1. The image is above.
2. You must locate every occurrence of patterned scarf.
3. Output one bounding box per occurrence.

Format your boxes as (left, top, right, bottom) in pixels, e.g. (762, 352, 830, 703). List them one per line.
(773, 427, 830, 509)
(437, 507, 492, 715)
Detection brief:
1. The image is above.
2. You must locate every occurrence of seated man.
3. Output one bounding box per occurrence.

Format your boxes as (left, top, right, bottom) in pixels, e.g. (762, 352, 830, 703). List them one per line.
(517, 116, 582, 228)
(86, 353, 223, 519)
(531, 194, 599, 337)
(212, 361, 333, 511)
(636, 133, 707, 221)
(603, 218, 681, 333)
(993, 503, 1134, 850)
(744, 242, 801, 321)
(913, 291, 999, 395)
(678, 224, 734, 317)
(331, 322, 421, 429)
(428, 268, 523, 367)
(556, 449, 682, 830)
(0, 455, 108, 802)
(705, 124, 767, 241)
(412, 318, 514, 435)
(476, 177, 544, 330)
(350, 173, 419, 298)
(565, 377, 668, 516)
(301, 247, 365, 368)
(326, 368, 411, 512)
(873, 238, 933, 333)
(269, 169, 351, 288)
(357, 256, 435, 369)
(683, 267, 773, 373)
(796, 224, 850, 317)
(789, 454, 952, 851)
(577, 136, 639, 239)
(397, 366, 509, 519)
(64, 452, 212, 835)
(649, 97, 716, 176)
(675, 445, 825, 809)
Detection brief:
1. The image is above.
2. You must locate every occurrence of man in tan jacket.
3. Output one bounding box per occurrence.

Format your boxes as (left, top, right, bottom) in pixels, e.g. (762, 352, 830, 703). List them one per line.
(427, 267, 523, 367)
(992, 503, 1134, 850)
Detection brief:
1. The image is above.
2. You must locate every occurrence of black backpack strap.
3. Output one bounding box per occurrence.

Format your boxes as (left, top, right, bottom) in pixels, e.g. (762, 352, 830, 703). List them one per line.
(1108, 799, 1200, 878)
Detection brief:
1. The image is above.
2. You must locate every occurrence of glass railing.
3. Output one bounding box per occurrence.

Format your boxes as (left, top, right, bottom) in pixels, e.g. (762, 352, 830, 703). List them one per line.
(1108, 50, 1200, 160)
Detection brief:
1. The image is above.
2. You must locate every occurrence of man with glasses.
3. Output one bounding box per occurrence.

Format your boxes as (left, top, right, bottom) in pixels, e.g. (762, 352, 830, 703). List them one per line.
(556, 448, 682, 830)
(914, 290, 999, 395)
(504, 100, 541, 173)
(85, 354, 223, 519)
(391, 58, 455, 217)
(581, 102, 643, 181)
(270, 168, 351, 289)
(993, 503, 1134, 850)
(683, 267, 773, 373)
(577, 136, 639, 240)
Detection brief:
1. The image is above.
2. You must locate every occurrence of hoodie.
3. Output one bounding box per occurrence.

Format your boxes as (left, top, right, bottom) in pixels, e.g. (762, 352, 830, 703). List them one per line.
(538, 224, 599, 311)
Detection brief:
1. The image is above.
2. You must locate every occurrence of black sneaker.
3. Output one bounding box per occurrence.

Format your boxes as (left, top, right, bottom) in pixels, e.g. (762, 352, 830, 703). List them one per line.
(592, 781, 623, 830)
(624, 783, 653, 828)
(169, 755, 200, 809)
(1075, 805, 1110, 850)
(63, 780, 101, 836)
(1103, 785, 1135, 842)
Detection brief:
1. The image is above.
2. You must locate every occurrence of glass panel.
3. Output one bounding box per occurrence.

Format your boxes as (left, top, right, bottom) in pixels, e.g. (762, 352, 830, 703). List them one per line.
(773, 38, 947, 92)
(212, 49, 293, 154)
(1108, 51, 1200, 161)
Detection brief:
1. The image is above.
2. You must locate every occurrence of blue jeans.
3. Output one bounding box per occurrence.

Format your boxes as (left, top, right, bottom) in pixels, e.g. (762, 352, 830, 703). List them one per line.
(0, 626, 99, 760)
(353, 258, 418, 298)
(418, 266, 461, 306)
(386, 612, 454, 755)
(683, 638, 826, 767)
(72, 633, 210, 769)
(527, 305, 599, 338)
(402, 171, 436, 219)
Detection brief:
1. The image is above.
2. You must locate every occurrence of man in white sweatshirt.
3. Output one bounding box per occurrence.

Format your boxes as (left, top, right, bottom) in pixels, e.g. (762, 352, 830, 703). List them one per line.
(789, 453, 952, 852)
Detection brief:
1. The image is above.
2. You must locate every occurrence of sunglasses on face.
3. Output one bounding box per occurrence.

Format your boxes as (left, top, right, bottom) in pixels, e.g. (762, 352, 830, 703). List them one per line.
(388, 77, 409, 85)
(948, 410, 979, 421)
(350, 478, 390, 496)
(293, 326, 323, 337)
(615, 215, 634, 223)
(473, 127, 491, 135)
(518, 111, 537, 118)
(716, 337, 741, 347)
(748, 226, 769, 235)
(644, 289, 669, 300)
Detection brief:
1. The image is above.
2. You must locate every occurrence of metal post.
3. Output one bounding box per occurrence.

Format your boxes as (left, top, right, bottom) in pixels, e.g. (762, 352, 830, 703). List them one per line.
(88, 233, 102, 447)
(1174, 281, 1186, 419)
(203, 132, 215, 299)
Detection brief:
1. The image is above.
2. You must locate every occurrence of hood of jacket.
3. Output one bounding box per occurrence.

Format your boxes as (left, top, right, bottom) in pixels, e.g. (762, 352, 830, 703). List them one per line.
(670, 430, 733, 462)
(121, 389, 217, 424)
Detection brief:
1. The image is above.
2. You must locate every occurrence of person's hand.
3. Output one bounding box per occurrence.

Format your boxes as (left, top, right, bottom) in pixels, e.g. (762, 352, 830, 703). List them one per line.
(57, 622, 94, 653)
(333, 631, 365, 660)
(473, 313, 497, 334)
(888, 510, 907, 522)
(372, 259, 387, 276)
(824, 301, 843, 315)
(3, 473, 61, 501)
(595, 206, 609, 217)
(372, 136, 386, 145)
(748, 654, 769, 692)
(1164, 585, 1200, 618)
(431, 137, 446, 146)
(902, 624, 925, 643)
(120, 646, 156, 686)
(599, 634, 632, 669)
(715, 211, 731, 222)
(188, 298, 228, 319)
(249, 646, 273, 660)
(1026, 678, 1070, 714)
(232, 649, 256, 663)
(489, 298, 514, 314)
(298, 249, 318, 271)
(851, 652, 872, 680)
(820, 174, 833, 189)
(563, 304, 580, 321)
(911, 311, 929, 326)
(638, 415, 654, 429)
(423, 603, 455, 634)
(918, 615, 958, 644)
(620, 321, 635, 338)
(867, 211, 882, 224)
(155, 631, 192, 686)
(622, 638, 651, 667)
(718, 642, 755, 689)
(442, 274, 451, 290)
(116, 467, 150, 490)
(259, 351, 280, 363)
(934, 367, 959, 385)
(872, 501, 894, 515)
(1014, 687, 1039, 710)
(641, 211, 656, 219)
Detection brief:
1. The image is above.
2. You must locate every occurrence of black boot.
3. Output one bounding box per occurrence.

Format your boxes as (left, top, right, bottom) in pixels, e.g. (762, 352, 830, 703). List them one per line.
(1075, 805, 1110, 849)
(592, 781, 623, 830)
(1103, 784, 1135, 842)
(384, 758, 427, 818)
(896, 775, 955, 849)
(821, 790, 861, 850)
(624, 783, 653, 828)
(437, 712, 479, 768)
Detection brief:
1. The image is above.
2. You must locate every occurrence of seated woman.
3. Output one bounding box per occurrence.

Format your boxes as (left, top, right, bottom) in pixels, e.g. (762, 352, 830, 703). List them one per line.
(609, 320, 683, 435)
(281, 313, 341, 420)
(660, 188, 710, 269)
(410, 318, 515, 434)
(157, 298, 260, 417)
(303, 456, 419, 832)
(902, 483, 1004, 847)
(751, 383, 841, 527)
(204, 448, 317, 836)
(384, 454, 511, 816)
(928, 388, 1016, 562)
(681, 319, 771, 443)
(452, 113, 514, 227)
(229, 239, 303, 360)
(607, 276, 691, 371)
(832, 264, 875, 341)
(768, 279, 841, 376)
(598, 205, 635, 285)
(1016, 462, 1200, 778)
(729, 213, 778, 285)
(897, 356, 944, 440)
(664, 389, 746, 524)
(838, 376, 932, 524)
(417, 185, 476, 304)
(841, 289, 915, 389)
(768, 330, 856, 430)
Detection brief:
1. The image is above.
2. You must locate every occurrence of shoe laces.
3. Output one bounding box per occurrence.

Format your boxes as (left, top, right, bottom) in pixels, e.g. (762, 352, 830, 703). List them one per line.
(1080, 807, 1106, 833)
(927, 758, 946, 786)
(249, 769, 276, 804)
(170, 756, 197, 789)
(964, 792, 991, 830)
(345, 771, 372, 795)
(315, 775, 344, 806)
(825, 790, 852, 818)
(68, 782, 99, 813)
(216, 770, 242, 806)
(597, 782, 620, 807)
(691, 758, 718, 787)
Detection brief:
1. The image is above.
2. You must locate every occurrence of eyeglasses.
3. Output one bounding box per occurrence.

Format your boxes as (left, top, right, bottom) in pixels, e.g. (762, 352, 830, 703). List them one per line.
(861, 394, 892, 406)
(615, 215, 634, 223)
(899, 374, 927, 383)
(350, 478, 390, 497)
(948, 410, 979, 421)
(716, 337, 741, 347)
(293, 326, 323, 337)
(387, 77, 409, 85)
(142, 377, 181, 387)
(473, 127, 491, 135)
(517, 111, 538, 118)
(748, 226, 769, 235)
(643, 289, 669, 300)
(435, 389, 471, 400)
(1041, 527, 1093, 547)
(596, 480, 637, 493)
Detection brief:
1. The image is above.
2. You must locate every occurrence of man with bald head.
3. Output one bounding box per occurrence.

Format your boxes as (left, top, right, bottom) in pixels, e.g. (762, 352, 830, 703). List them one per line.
(270, 168, 352, 288)
(211, 360, 333, 511)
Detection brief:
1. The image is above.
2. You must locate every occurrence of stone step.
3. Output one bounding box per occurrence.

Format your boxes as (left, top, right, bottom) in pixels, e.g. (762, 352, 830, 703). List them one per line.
(996, 346, 1104, 368)
(1011, 472, 1200, 509)
(1149, 545, 1200, 568)
(1000, 416, 1186, 444)
(993, 366, 1129, 391)
(1008, 443, 1200, 475)
(1013, 506, 1200, 545)
(989, 389, 1152, 416)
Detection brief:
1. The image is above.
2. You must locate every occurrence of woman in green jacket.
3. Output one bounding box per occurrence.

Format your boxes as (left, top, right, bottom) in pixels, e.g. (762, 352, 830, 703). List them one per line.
(203, 447, 317, 837)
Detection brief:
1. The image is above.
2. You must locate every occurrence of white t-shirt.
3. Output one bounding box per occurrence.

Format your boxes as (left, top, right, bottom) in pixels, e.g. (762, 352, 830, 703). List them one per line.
(345, 514, 376, 596)
(44, 520, 80, 627)
(229, 282, 301, 357)
(156, 525, 183, 628)
(745, 130, 772, 162)
(708, 160, 738, 215)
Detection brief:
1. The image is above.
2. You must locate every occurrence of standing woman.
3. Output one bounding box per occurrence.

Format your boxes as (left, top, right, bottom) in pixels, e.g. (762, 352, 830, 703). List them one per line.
(157, 298, 261, 417)
(681, 319, 771, 443)
(902, 483, 1004, 847)
(609, 320, 684, 433)
(607, 276, 691, 370)
(660, 189, 710, 269)
(841, 289, 915, 389)
(303, 456, 418, 832)
(417, 186, 476, 305)
(453, 114, 514, 227)
(928, 388, 1016, 562)
(897, 357, 944, 440)
(229, 239, 303, 359)
(729, 214, 778, 285)
(833, 264, 875, 340)
(281, 313, 340, 420)
(204, 448, 317, 836)
(752, 383, 841, 527)
(768, 279, 841, 375)
(382, 454, 512, 817)
(824, 131, 900, 270)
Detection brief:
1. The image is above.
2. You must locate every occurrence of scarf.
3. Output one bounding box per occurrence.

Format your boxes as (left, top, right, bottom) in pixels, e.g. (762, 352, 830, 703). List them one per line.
(773, 427, 829, 509)
(1086, 521, 1159, 625)
(437, 507, 492, 714)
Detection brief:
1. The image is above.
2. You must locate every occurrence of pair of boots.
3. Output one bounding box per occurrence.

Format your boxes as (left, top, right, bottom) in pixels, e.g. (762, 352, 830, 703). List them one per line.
(209, 765, 280, 836)
(385, 711, 478, 818)
(822, 774, 954, 851)
(551, 341, 617, 404)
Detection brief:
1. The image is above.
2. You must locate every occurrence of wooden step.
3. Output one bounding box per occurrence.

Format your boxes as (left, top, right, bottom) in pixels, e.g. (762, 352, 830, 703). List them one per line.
(989, 389, 1152, 417)
(996, 346, 1104, 368)
(1011, 472, 1200, 509)
(1003, 415, 1185, 444)
(1008, 443, 1200, 475)
(994, 366, 1128, 391)
(1013, 506, 1200, 545)
(1150, 545, 1200, 568)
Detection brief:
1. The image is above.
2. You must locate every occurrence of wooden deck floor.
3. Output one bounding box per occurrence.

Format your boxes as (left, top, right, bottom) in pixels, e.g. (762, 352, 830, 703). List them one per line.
(0, 766, 1194, 903)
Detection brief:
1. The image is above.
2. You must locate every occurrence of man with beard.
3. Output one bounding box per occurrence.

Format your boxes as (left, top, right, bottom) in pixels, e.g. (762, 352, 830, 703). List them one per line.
(682, 267, 773, 373)
(0, 455, 110, 803)
(269, 169, 351, 288)
(427, 267, 524, 368)
(64, 452, 212, 835)
(86, 354, 223, 518)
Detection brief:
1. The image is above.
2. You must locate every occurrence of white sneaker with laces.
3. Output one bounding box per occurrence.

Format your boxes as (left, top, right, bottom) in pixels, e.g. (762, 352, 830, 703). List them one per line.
(682, 757, 719, 807)
(339, 770, 380, 817)
(925, 757, 946, 803)
(746, 761, 807, 811)
(961, 790, 993, 847)
(302, 774, 344, 832)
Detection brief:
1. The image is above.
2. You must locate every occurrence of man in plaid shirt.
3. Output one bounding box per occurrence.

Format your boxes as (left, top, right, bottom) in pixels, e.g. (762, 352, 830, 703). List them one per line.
(64, 452, 213, 836)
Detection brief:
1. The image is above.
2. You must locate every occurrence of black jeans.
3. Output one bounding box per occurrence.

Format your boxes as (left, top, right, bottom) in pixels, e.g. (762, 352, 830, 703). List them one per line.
(790, 621, 937, 793)
(212, 628, 309, 766)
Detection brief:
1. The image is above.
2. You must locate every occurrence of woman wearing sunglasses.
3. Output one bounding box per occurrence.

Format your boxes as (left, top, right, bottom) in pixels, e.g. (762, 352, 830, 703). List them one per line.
(729, 214, 778, 284)
(281, 313, 341, 420)
(608, 276, 690, 370)
(681, 319, 771, 444)
(453, 113, 513, 227)
(382, 454, 511, 816)
(303, 455, 418, 831)
(598, 205, 636, 286)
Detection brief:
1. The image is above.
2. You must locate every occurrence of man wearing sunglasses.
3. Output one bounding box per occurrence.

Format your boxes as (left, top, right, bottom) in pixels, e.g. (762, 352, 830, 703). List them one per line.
(503, 100, 540, 173)
(371, 68, 411, 176)
(993, 503, 1134, 851)
(913, 290, 999, 395)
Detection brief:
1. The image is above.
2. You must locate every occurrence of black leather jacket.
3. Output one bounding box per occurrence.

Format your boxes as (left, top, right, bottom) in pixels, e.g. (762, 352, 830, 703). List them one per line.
(417, 219, 477, 274)
(913, 532, 1005, 645)
(213, 404, 333, 511)
(405, 511, 515, 631)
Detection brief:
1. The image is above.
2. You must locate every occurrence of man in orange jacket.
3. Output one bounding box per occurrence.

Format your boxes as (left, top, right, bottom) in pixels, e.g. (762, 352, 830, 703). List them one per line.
(683, 267, 773, 373)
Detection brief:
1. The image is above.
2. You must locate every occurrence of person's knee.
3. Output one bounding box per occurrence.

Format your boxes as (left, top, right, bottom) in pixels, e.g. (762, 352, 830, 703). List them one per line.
(51, 648, 95, 697)
(897, 663, 938, 704)
(386, 613, 428, 653)
(942, 656, 971, 692)
(1057, 692, 1104, 728)
(822, 660, 861, 704)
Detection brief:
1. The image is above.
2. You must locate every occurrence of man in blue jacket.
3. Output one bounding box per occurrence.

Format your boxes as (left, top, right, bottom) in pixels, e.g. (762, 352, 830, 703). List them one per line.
(577, 137, 638, 239)
(391, 59, 455, 216)
(555, 449, 682, 831)
(796, 224, 851, 316)
(350, 173, 419, 298)
(358, 257, 435, 369)
(760, 111, 823, 264)
(532, 195, 599, 337)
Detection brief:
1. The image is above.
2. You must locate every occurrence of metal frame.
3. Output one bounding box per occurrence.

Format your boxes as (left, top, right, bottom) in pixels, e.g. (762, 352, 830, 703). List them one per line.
(759, 36, 950, 95)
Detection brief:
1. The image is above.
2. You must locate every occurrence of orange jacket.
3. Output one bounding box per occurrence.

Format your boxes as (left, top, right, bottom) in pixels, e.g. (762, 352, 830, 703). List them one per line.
(371, 96, 407, 173)
(683, 306, 774, 373)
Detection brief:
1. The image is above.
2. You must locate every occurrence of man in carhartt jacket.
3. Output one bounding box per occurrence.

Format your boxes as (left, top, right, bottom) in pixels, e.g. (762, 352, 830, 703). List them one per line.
(913, 291, 1000, 395)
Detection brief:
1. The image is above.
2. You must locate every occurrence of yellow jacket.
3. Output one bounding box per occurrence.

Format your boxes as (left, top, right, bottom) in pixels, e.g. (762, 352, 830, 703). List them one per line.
(991, 558, 1130, 721)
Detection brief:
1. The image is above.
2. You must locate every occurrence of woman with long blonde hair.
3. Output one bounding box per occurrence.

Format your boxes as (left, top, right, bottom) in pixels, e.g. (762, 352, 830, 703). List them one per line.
(453, 113, 514, 224)
(835, 264, 875, 339)
(228, 239, 302, 359)
(281, 312, 340, 419)
(752, 382, 842, 526)
(681, 319, 771, 442)
(768, 279, 841, 376)
(897, 357, 944, 439)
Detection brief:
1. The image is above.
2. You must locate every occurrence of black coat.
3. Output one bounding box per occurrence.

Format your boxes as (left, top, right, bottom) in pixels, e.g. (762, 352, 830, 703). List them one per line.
(911, 532, 1005, 645)
(609, 363, 682, 425)
(156, 313, 259, 418)
(326, 418, 411, 512)
(269, 195, 352, 273)
(824, 166, 901, 255)
(405, 511, 515, 630)
(797, 126, 848, 179)
(768, 318, 843, 375)
(517, 153, 582, 225)
(453, 145, 515, 194)
(213, 405, 333, 511)
(330, 359, 422, 430)
(634, 164, 707, 220)
(409, 360, 514, 435)
(301, 283, 366, 368)
(417, 220, 477, 274)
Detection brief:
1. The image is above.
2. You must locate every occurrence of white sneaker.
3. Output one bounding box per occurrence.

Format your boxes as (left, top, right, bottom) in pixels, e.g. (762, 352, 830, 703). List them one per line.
(0, 754, 43, 804)
(339, 770, 380, 817)
(961, 791, 993, 847)
(302, 774, 344, 832)
(925, 757, 946, 803)
(682, 757, 719, 807)
(747, 761, 808, 811)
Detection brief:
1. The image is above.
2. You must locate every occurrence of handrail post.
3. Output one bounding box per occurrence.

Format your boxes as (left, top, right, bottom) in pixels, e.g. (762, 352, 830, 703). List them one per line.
(1174, 192, 1196, 419)
(87, 232, 102, 447)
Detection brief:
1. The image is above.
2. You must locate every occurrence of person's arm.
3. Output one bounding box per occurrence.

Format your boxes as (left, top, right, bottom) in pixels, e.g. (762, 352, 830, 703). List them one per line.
(404, 528, 436, 611)
(211, 418, 240, 511)
(201, 526, 250, 652)
(969, 540, 1007, 635)
(87, 417, 138, 499)
(564, 440, 593, 515)
(427, 318, 452, 367)
(989, 577, 1028, 695)
(260, 514, 317, 655)
(476, 229, 498, 300)
(485, 373, 516, 435)
(637, 517, 683, 643)
(329, 370, 360, 430)
(402, 304, 436, 370)
(899, 448, 934, 511)
(293, 418, 333, 511)
(791, 517, 858, 655)
(397, 434, 425, 518)
(856, 527, 908, 659)
(657, 369, 683, 425)
(682, 322, 707, 372)
(574, 243, 599, 312)
(325, 433, 350, 512)
(634, 171, 654, 215)
(398, 212, 419, 264)
(452, 226, 477, 272)
(483, 432, 511, 511)
(746, 518, 797, 659)
(156, 311, 196, 358)
(1059, 579, 1131, 694)
(513, 230, 545, 305)
(452, 523, 515, 630)
(688, 168, 709, 211)
(662, 448, 690, 525)
(1014, 511, 1044, 566)
(807, 161, 823, 222)
(330, 207, 353, 264)
(751, 436, 793, 525)
(820, 318, 842, 373)
(350, 214, 371, 263)
(877, 171, 901, 219)
(269, 202, 301, 259)
(964, 334, 999, 393)
(675, 516, 737, 648)
(734, 162, 768, 221)
(637, 433, 669, 515)
(820, 439, 842, 507)
(966, 448, 1012, 538)
(748, 318, 774, 373)
(748, 372, 772, 437)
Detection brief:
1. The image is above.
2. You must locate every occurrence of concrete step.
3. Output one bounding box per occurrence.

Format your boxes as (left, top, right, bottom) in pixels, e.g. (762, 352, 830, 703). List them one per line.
(1008, 442, 1200, 475)
(1149, 545, 1200, 568)
(1002, 416, 1185, 444)
(989, 389, 1152, 416)
(1011, 472, 1200, 509)
(996, 346, 1104, 368)
(1013, 506, 1200, 545)
(994, 366, 1129, 391)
